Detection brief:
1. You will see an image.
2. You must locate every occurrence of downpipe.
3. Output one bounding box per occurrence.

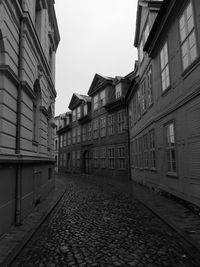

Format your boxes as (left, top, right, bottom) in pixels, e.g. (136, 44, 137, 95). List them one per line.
(15, 16, 24, 226)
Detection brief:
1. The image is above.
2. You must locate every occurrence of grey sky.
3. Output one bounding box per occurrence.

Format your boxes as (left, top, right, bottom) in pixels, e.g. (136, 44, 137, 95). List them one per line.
(55, 0, 138, 115)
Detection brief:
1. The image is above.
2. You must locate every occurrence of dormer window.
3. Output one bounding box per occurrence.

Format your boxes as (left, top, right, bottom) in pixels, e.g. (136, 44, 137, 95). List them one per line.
(100, 90, 106, 107)
(94, 95, 98, 110)
(77, 106, 81, 119)
(116, 84, 122, 99)
(83, 104, 88, 116)
(72, 109, 76, 122)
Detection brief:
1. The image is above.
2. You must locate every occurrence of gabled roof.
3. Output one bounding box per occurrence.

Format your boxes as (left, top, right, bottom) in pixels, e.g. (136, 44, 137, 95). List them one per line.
(134, 0, 163, 47)
(87, 73, 114, 96)
(68, 93, 91, 110)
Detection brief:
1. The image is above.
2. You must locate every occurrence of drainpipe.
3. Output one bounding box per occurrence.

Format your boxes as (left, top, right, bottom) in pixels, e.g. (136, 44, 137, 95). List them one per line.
(15, 16, 25, 226)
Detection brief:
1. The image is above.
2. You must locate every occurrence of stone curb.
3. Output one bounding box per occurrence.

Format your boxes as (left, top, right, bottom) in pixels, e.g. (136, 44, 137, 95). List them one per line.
(131, 183, 200, 263)
(0, 177, 67, 267)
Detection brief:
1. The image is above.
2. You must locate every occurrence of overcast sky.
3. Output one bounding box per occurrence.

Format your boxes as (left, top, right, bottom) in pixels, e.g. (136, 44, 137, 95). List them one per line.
(54, 0, 138, 116)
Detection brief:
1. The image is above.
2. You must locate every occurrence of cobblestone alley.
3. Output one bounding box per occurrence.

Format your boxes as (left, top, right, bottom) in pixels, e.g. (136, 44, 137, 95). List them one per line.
(10, 175, 199, 267)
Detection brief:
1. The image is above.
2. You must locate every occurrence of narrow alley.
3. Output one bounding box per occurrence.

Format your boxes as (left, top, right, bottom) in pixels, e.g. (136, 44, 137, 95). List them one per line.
(10, 175, 199, 267)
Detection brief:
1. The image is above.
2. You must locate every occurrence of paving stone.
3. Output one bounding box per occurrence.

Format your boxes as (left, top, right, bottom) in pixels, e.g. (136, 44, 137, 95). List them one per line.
(9, 175, 200, 267)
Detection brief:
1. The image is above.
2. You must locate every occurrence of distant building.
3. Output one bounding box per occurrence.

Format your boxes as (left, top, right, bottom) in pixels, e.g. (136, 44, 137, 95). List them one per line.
(0, 0, 60, 236)
(58, 74, 131, 181)
(128, 0, 200, 207)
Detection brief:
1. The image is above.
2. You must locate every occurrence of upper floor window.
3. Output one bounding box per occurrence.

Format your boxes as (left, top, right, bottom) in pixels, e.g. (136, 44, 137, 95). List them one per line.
(67, 132, 71, 145)
(116, 84, 122, 99)
(139, 39, 144, 62)
(77, 106, 81, 119)
(141, 79, 147, 114)
(108, 114, 114, 135)
(165, 122, 176, 174)
(117, 110, 126, 133)
(83, 104, 88, 116)
(72, 128, 76, 144)
(76, 127, 81, 143)
(94, 95, 98, 110)
(82, 126, 86, 142)
(100, 117, 106, 137)
(108, 147, 115, 169)
(93, 119, 99, 139)
(179, 2, 197, 70)
(72, 109, 76, 122)
(100, 90, 106, 107)
(88, 123, 92, 140)
(160, 42, 170, 92)
(147, 68, 153, 107)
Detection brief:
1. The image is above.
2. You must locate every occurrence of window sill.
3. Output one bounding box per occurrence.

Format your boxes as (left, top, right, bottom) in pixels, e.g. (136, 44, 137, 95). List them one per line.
(161, 85, 171, 97)
(150, 168, 157, 172)
(167, 172, 178, 178)
(181, 56, 200, 80)
(32, 140, 39, 146)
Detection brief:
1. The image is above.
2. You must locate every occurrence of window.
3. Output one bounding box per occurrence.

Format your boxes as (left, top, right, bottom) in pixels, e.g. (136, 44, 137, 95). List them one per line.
(67, 132, 71, 145)
(160, 42, 170, 92)
(179, 2, 197, 70)
(139, 39, 144, 62)
(55, 139, 58, 150)
(48, 168, 52, 180)
(93, 119, 99, 139)
(116, 84, 122, 99)
(93, 148, 98, 168)
(147, 68, 153, 107)
(76, 127, 81, 143)
(117, 110, 126, 133)
(141, 80, 147, 113)
(76, 151, 80, 167)
(100, 117, 106, 137)
(143, 134, 149, 168)
(88, 123, 92, 140)
(82, 126, 86, 142)
(138, 137, 143, 168)
(72, 151, 76, 167)
(108, 115, 114, 135)
(100, 90, 106, 107)
(72, 128, 76, 144)
(94, 95, 98, 110)
(63, 133, 67, 147)
(165, 122, 176, 174)
(83, 104, 88, 116)
(60, 135, 63, 148)
(108, 147, 115, 169)
(72, 109, 76, 122)
(63, 154, 66, 167)
(149, 130, 156, 169)
(99, 147, 106, 168)
(118, 146, 126, 169)
(33, 81, 41, 142)
(77, 106, 81, 119)
(130, 141, 134, 167)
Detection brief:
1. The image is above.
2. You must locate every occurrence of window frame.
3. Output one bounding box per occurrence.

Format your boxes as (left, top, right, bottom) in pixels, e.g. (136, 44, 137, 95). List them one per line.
(160, 42, 170, 92)
(165, 121, 177, 175)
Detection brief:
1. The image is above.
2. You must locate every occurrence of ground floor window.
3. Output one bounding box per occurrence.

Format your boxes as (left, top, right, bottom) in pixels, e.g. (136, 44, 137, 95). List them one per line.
(93, 148, 99, 168)
(108, 147, 115, 169)
(117, 146, 126, 169)
(99, 147, 106, 168)
(165, 122, 176, 174)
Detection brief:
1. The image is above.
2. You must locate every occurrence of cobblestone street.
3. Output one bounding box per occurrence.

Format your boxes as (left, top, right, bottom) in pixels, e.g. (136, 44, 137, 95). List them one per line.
(10, 175, 199, 267)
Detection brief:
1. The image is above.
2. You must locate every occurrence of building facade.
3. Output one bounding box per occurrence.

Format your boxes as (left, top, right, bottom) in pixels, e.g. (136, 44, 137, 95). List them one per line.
(0, 0, 60, 236)
(58, 74, 131, 181)
(128, 0, 200, 208)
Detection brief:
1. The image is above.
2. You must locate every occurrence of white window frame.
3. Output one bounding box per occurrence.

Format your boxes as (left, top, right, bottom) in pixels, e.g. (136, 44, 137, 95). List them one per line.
(165, 122, 177, 174)
(160, 42, 170, 92)
(94, 95, 98, 110)
(100, 117, 106, 137)
(179, 1, 197, 70)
